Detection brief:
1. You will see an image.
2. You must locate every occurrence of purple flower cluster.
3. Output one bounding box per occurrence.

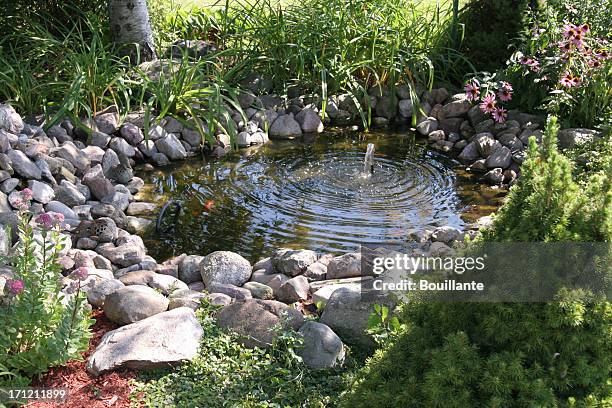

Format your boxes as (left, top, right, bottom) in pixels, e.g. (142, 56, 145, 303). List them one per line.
(6, 278, 24, 295)
(35, 212, 65, 230)
(12, 188, 33, 212)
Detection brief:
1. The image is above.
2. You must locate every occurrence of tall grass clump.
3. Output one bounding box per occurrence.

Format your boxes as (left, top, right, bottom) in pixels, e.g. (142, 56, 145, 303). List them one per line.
(159, 0, 470, 101)
(0, 7, 132, 127)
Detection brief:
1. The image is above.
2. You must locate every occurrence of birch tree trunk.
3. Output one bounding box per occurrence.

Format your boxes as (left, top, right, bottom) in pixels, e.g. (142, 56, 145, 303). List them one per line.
(109, 0, 157, 62)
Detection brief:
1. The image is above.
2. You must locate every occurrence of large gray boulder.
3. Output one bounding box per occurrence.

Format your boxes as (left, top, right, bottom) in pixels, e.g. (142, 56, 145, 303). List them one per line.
(277, 275, 309, 303)
(326, 253, 362, 279)
(298, 321, 345, 369)
(295, 109, 324, 133)
(87, 279, 125, 308)
(103, 285, 169, 325)
(320, 287, 396, 349)
(217, 299, 304, 348)
(87, 307, 203, 376)
(271, 248, 318, 277)
(199, 251, 252, 287)
(179, 255, 205, 284)
(155, 134, 187, 160)
(485, 146, 512, 169)
(269, 114, 302, 138)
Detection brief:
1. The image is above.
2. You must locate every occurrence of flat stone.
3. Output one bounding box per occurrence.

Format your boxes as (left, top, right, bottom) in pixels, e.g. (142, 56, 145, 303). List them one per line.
(242, 281, 274, 299)
(207, 282, 252, 300)
(7, 149, 41, 179)
(28, 180, 55, 204)
(87, 307, 202, 375)
(45, 201, 77, 220)
(126, 202, 157, 216)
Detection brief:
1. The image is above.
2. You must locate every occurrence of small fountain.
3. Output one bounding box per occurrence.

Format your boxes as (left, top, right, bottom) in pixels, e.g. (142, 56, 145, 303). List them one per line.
(363, 143, 375, 175)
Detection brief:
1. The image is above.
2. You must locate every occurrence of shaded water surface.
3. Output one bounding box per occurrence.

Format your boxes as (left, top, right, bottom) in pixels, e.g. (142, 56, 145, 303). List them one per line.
(138, 130, 505, 262)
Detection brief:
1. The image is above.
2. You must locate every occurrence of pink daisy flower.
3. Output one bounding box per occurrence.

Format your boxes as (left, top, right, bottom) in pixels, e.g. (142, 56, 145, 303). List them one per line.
(498, 81, 513, 101)
(559, 72, 580, 88)
(578, 24, 590, 35)
(479, 94, 497, 114)
(492, 107, 508, 124)
(563, 24, 578, 40)
(464, 82, 480, 101)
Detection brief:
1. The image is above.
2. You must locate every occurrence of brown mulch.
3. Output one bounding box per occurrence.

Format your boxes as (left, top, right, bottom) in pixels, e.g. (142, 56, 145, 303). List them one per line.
(26, 310, 138, 408)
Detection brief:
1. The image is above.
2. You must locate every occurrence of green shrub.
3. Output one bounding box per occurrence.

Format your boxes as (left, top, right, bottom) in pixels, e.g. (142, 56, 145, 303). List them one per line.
(131, 301, 355, 407)
(341, 118, 612, 407)
(459, 0, 531, 71)
(0, 190, 94, 387)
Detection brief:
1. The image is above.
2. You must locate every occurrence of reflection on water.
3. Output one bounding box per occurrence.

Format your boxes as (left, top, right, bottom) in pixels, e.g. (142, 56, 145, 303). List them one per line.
(137, 129, 506, 262)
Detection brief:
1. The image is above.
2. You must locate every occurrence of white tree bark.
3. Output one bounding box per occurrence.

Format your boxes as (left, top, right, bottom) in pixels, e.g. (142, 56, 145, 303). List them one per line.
(109, 0, 156, 62)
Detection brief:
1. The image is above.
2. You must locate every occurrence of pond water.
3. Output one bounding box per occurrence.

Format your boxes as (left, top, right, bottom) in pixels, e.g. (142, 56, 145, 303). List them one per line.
(137, 129, 506, 263)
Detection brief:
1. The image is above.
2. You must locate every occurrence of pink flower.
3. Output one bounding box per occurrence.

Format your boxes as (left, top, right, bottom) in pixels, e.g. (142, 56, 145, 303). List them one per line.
(52, 213, 65, 223)
(492, 107, 508, 124)
(20, 188, 33, 201)
(479, 94, 497, 114)
(559, 41, 572, 54)
(71, 267, 89, 281)
(6, 279, 24, 295)
(563, 24, 578, 40)
(464, 82, 480, 101)
(498, 89, 512, 102)
(594, 49, 609, 60)
(588, 58, 602, 69)
(35, 213, 55, 229)
(578, 24, 590, 35)
(559, 72, 580, 88)
(64, 280, 80, 295)
(498, 82, 513, 102)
